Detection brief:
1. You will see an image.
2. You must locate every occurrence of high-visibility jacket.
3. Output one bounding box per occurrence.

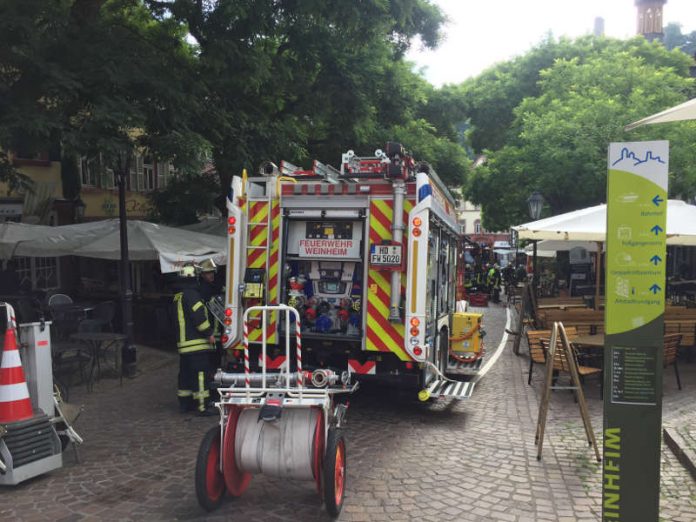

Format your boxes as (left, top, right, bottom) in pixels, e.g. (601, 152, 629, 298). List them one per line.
(487, 268, 501, 289)
(173, 284, 214, 354)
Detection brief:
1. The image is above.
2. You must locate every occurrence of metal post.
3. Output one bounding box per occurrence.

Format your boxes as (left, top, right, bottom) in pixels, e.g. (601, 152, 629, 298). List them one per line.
(532, 240, 538, 297)
(594, 242, 602, 310)
(117, 167, 136, 377)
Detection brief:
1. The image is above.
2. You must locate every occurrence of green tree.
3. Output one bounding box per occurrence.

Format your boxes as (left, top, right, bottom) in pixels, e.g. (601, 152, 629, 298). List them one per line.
(0, 0, 207, 195)
(147, 0, 449, 204)
(466, 41, 696, 231)
(664, 22, 696, 56)
(461, 35, 694, 154)
(147, 172, 219, 226)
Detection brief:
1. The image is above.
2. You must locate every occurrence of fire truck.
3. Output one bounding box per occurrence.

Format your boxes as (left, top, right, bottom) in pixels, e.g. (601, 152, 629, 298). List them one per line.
(217, 143, 483, 401)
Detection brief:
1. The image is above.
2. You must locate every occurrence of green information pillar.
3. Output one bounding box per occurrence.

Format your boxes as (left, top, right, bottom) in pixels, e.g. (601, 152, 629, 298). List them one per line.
(603, 140, 668, 521)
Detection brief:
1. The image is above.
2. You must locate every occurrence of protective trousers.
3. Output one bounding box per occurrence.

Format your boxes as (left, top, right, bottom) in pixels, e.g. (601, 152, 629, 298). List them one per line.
(177, 351, 212, 412)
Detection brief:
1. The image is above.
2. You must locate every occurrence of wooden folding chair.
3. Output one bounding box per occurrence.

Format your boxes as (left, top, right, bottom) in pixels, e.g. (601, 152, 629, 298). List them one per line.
(663, 333, 682, 390)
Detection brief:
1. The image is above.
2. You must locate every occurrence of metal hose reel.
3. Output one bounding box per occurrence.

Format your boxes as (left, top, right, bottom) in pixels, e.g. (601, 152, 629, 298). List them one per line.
(235, 407, 321, 480)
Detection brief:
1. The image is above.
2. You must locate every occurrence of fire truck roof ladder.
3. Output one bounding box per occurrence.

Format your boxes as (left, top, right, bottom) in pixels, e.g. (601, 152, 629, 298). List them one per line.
(246, 194, 272, 271)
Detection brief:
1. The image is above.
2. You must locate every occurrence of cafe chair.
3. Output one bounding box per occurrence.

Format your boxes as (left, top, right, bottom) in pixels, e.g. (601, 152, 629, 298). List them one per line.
(542, 334, 603, 399)
(48, 293, 73, 307)
(92, 301, 116, 332)
(525, 329, 551, 385)
(78, 319, 103, 333)
(525, 326, 577, 385)
(52, 338, 93, 398)
(663, 333, 683, 390)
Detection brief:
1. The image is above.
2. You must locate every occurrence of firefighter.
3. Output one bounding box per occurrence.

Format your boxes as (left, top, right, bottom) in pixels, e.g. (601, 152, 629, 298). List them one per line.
(173, 264, 216, 415)
(487, 263, 502, 303)
(198, 258, 220, 301)
(198, 258, 223, 369)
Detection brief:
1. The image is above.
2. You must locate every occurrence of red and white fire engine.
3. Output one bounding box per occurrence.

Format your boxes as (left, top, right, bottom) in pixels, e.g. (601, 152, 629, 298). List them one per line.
(217, 143, 483, 401)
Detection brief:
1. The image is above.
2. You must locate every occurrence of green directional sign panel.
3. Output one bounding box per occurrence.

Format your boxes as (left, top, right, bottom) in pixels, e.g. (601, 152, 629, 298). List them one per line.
(604, 140, 668, 521)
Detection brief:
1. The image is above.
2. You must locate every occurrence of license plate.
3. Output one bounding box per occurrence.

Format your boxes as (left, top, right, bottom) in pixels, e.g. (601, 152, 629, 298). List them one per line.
(370, 244, 402, 266)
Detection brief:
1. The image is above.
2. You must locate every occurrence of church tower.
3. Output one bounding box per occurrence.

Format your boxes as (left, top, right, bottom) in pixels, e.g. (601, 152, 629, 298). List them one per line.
(635, 0, 667, 42)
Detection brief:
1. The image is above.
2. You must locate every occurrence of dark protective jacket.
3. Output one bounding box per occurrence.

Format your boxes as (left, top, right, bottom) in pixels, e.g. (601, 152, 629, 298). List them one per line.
(172, 277, 214, 354)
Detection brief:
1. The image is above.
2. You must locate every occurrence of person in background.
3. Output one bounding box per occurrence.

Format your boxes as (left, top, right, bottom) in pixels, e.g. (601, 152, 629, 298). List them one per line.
(487, 263, 502, 303)
(172, 263, 216, 416)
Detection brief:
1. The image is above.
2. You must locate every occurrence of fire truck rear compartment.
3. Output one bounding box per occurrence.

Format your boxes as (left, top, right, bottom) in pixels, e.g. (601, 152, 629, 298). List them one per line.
(281, 218, 365, 342)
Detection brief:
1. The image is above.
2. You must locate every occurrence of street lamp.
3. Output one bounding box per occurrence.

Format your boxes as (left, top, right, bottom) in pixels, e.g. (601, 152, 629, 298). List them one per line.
(115, 151, 136, 377)
(526, 191, 544, 296)
(527, 191, 544, 221)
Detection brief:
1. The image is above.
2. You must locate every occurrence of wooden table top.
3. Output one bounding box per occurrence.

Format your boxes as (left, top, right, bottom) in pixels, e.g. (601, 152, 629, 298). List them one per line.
(573, 334, 605, 347)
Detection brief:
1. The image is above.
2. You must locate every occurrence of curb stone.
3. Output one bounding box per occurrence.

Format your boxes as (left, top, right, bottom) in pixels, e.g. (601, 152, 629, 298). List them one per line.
(663, 425, 696, 481)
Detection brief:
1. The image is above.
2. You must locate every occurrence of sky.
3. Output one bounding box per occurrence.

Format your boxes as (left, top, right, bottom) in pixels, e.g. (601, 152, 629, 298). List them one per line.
(407, 0, 696, 86)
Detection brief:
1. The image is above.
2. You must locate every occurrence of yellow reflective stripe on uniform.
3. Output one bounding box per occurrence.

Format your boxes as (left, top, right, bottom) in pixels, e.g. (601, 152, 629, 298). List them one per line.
(174, 293, 185, 344)
(177, 338, 209, 348)
(197, 320, 211, 332)
(178, 344, 213, 354)
(192, 301, 204, 312)
(195, 371, 206, 411)
(177, 389, 192, 397)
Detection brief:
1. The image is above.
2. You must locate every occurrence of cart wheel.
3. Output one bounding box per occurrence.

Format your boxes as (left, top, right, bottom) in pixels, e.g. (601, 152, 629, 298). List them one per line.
(323, 428, 346, 518)
(223, 406, 252, 496)
(195, 426, 225, 512)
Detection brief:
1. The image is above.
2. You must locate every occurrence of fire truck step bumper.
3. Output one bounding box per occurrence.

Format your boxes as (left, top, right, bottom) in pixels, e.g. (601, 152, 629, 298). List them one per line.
(446, 358, 483, 376)
(426, 379, 475, 400)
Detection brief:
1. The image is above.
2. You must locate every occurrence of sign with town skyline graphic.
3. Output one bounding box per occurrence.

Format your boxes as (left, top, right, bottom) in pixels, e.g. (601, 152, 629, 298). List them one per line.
(604, 140, 668, 522)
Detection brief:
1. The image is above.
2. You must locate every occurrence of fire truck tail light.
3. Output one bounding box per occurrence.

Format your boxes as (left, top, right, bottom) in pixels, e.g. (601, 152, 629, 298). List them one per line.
(413, 217, 422, 227)
(410, 317, 420, 327)
(228, 217, 236, 225)
(228, 226, 236, 234)
(405, 362, 414, 370)
(224, 308, 232, 317)
(412, 227, 421, 237)
(413, 346, 423, 356)
(410, 327, 419, 336)
(224, 319, 232, 326)
(409, 337, 419, 346)
(221, 335, 229, 344)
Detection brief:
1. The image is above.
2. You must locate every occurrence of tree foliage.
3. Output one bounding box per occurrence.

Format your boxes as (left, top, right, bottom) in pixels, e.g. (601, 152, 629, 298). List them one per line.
(0, 0, 470, 219)
(146, 0, 468, 199)
(0, 0, 207, 191)
(147, 173, 219, 226)
(664, 22, 696, 56)
(461, 36, 694, 154)
(464, 36, 696, 231)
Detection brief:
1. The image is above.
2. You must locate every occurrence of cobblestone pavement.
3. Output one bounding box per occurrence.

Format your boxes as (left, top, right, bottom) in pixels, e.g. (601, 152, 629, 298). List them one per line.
(1, 303, 695, 521)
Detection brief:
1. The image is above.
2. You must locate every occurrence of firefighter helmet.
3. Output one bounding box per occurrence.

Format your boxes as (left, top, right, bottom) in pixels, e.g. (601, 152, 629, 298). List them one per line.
(199, 258, 217, 273)
(180, 264, 197, 278)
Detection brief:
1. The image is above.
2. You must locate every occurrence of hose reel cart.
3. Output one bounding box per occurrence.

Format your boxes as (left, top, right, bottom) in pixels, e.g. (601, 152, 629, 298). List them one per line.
(195, 305, 358, 517)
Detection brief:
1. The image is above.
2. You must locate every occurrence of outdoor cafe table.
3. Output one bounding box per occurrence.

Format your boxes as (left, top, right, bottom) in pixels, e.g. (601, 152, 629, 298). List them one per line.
(572, 334, 605, 348)
(70, 332, 126, 388)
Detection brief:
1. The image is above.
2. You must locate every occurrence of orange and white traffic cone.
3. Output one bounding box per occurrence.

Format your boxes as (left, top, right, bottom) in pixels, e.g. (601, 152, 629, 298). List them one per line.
(0, 326, 33, 423)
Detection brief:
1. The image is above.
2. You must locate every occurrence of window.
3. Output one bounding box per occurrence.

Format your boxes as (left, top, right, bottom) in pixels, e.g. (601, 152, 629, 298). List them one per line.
(80, 158, 98, 187)
(460, 220, 466, 233)
(102, 168, 115, 190)
(143, 156, 155, 191)
(14, 256, 60, 291)
(474, 220, 481, 234)
(157, 161, 168, 189)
